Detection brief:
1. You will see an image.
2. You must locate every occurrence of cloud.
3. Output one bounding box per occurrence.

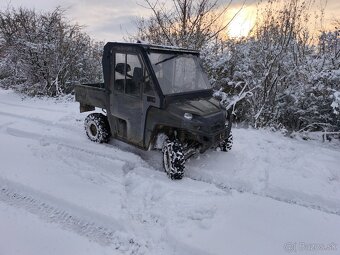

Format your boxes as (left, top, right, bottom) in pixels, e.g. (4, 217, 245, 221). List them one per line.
(83, 15, 139, 42)
(1, 0, 340, 42)
(66, 0, 151, 41)
(0, 0, 149, 41)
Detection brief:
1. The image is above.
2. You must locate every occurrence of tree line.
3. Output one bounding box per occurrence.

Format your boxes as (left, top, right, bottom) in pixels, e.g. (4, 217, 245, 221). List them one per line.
(0, 1, 339, 132)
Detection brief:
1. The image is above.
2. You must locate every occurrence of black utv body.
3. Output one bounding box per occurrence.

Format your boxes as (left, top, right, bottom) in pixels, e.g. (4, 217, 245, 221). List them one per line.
(75, 42, 233, 179)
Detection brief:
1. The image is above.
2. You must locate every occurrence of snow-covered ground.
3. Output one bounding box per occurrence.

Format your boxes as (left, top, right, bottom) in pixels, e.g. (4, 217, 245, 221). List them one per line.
(0, 88, 339, 255)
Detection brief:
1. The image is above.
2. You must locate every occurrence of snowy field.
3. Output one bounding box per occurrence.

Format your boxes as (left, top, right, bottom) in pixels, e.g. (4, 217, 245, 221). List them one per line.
(0, 88, 339, 255)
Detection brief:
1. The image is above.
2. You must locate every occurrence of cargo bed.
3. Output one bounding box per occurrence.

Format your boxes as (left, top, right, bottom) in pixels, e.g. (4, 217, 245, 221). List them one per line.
(74, 83, 107, 112)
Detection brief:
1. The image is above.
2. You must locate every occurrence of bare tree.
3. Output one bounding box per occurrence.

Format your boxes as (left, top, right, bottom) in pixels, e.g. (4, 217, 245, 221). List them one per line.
(132, 0, 244, 49)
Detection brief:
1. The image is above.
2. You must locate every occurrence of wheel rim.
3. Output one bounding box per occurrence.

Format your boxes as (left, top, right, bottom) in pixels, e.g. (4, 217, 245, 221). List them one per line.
(163, 147, 171, 174)
(89, 124, 97, 137)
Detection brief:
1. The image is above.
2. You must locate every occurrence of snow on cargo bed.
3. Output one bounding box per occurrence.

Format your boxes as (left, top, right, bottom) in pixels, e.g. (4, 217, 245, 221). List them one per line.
(0, 88, 339, 255)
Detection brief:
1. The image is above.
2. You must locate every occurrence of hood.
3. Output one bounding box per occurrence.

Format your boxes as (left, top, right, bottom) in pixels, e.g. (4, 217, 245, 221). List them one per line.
(168, 97, 221, 116)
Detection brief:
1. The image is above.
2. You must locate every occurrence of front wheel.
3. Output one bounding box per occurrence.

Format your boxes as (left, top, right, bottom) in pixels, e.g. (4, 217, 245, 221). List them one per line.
(219, 131, 233, 152)
(162, 139, 185, 180)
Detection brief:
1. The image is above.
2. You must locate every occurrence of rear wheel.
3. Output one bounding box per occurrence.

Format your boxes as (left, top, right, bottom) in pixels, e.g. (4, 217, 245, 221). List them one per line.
(219, 131, 233, 151)
(84, 113, 111, 143)
(162, 139, 185, 180)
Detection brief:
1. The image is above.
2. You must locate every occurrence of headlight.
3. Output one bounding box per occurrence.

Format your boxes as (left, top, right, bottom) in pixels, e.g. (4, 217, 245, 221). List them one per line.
(225, 120, 230, 127)
(184, 112, 193, 120)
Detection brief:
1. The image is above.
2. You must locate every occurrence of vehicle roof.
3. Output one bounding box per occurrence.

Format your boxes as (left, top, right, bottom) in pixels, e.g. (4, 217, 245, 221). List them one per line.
(105, 41, 199, 55)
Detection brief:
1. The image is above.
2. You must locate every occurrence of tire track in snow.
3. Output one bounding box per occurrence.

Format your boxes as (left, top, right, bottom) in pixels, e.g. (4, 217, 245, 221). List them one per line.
(138, 148, 340, 217)
(0, 121, 14, 130)
(11, 123, 339, 217)
(5, 127, 144, 177)
(187, 174, 340, 217)
(0, 178, 146, 254)
(6, 117, 339, 217)
(0, 110, 80, 133)
(0, 100, 68, 113)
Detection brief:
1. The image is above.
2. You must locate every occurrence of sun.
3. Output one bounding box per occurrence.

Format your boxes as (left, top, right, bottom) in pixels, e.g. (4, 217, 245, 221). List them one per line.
(226, 7, 256, 38)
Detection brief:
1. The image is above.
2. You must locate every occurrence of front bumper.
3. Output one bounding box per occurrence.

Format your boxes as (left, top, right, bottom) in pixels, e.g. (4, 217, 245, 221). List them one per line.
(197, 127, 229, 152)
(185, 122, 231, 153)
(180, 110, 233, 153)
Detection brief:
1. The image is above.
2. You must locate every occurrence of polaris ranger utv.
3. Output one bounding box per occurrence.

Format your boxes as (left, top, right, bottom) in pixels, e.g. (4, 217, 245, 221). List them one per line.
(75, 42, 233, 180)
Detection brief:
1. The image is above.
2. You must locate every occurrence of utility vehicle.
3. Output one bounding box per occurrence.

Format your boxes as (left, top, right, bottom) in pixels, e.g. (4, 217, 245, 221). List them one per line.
(75, 42, 233, 179)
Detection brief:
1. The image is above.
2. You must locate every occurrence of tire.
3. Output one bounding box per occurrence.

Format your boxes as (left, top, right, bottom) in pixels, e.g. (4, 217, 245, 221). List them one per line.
(162, 139, 185, 180)
(84, 113, 111, 143)
(219, 131, 233, 152)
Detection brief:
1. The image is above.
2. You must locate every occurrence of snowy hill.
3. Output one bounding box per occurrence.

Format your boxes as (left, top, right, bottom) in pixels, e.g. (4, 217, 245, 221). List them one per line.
(0, 88, 339, 255)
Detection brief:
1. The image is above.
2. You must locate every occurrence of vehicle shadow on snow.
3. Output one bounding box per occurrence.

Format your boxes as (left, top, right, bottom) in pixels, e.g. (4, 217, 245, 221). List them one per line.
(108, 137, 233, 181)
(108, 139, 164, 172)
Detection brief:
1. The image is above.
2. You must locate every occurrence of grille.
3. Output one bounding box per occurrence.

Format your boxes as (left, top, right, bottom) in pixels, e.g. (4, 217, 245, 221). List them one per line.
(215, 132, 225, 142)
(211, 122, 223, 132)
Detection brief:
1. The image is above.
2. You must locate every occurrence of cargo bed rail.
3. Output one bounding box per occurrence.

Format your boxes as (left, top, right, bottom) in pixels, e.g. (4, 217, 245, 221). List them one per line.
(74, 83, 107, 112)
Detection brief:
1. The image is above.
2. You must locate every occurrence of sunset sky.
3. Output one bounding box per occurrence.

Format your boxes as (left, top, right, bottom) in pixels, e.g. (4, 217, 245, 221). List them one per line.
(1, 0, 339, 42)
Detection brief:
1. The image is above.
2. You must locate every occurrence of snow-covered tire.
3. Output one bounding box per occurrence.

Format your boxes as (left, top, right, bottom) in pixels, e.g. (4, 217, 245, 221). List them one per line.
(162, 139, 185, 180)
(219, 131, 233, 152)
(84, 113, 111, 143)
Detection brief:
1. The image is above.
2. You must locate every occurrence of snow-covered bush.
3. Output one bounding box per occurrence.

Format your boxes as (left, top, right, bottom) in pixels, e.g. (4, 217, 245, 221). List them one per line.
(331, 91, 340, 115)
(0, 7, 103, 96)
(202, 0, 340, 132)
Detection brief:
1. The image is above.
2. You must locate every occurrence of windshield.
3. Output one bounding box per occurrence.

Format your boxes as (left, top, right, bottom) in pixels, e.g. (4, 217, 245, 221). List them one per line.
(149, 52, 211, 95)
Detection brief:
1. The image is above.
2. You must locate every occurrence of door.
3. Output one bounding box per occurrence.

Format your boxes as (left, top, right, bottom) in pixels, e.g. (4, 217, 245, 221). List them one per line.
(110, 52, 144, 145)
